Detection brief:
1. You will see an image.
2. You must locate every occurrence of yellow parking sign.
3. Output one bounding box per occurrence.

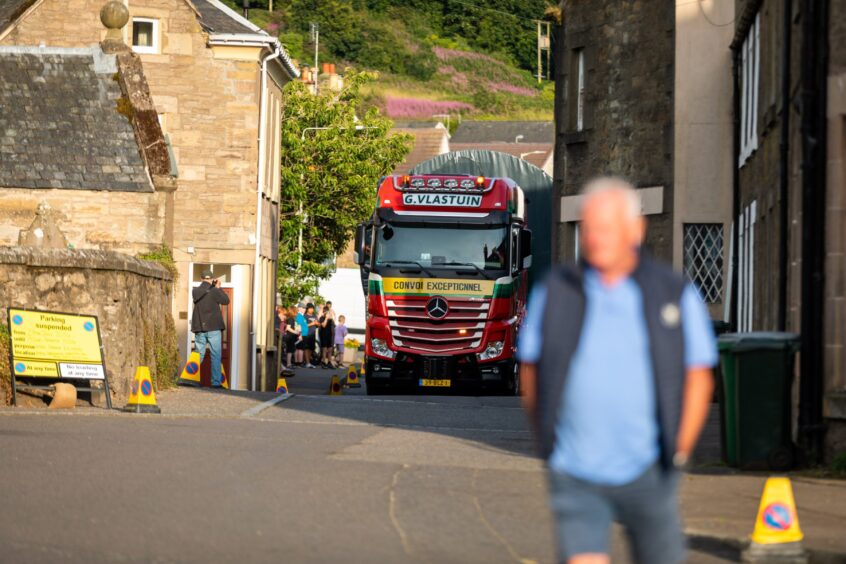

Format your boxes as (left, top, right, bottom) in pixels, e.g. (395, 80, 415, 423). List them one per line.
(7, 308, 111, 408)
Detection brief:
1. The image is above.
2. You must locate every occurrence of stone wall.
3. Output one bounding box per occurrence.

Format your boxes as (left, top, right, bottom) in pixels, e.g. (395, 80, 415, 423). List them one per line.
(0, 247, 174, 403)
(0, 189, 167, 254)
(825, 0, 846, 461)
(554, 0, 675, 262)
(732, 0, 802, 333)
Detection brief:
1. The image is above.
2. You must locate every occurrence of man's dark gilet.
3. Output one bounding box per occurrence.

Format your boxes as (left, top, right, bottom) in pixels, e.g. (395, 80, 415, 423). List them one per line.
(535, 255, 687, 471)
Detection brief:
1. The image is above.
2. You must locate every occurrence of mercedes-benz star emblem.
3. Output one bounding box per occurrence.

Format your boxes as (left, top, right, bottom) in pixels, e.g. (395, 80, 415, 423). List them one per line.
(426, 296, 449, 319)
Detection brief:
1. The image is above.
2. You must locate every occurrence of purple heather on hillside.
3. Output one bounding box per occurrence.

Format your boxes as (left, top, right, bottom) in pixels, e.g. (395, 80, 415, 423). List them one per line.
(385, 97, 474, 118)
(487, 81, 538, 97)
(433, 47, 502, 65)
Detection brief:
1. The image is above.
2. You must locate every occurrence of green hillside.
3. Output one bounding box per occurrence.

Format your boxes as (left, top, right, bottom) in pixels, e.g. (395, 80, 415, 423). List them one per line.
(223, 0, 556, 121)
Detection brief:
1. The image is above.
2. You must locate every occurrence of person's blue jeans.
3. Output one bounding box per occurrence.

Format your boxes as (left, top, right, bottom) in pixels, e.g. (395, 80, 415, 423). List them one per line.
(195, 330, 223, 386)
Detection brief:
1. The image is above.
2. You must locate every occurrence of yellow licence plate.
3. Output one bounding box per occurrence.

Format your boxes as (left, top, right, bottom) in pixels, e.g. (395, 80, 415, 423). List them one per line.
(419, 379, 451, 387)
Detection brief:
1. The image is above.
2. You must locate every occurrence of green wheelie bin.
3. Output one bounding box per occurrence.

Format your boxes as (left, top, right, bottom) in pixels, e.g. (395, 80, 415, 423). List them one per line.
(717, 332, 800, 471)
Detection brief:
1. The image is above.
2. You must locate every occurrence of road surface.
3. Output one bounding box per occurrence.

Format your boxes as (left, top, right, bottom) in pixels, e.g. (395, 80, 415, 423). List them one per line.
(0, 367, 737, 563)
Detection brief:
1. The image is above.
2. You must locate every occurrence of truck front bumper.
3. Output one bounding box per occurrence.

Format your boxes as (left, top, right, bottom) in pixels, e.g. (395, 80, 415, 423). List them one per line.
(366, 353, 515, 390)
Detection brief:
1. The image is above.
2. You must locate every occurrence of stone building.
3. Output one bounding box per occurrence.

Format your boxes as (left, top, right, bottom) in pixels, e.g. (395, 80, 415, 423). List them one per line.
(1, 0, 299, 390)
(731, 0, 846, 462)
(0, 26, 177, 402)
(0, 41, 174, 253)
(553, 0, 845, 462)
(553, 0, 735, 320)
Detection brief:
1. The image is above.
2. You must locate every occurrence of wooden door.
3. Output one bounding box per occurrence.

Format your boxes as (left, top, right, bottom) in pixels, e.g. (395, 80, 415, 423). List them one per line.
(199, 287, 233, 387)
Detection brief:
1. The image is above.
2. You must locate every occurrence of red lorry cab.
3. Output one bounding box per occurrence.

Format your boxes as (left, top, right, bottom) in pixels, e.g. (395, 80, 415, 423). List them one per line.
(353, 174, 532, 395)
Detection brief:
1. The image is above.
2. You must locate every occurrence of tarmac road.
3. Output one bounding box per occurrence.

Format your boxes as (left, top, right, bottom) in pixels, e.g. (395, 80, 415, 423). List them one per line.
(0, 367, 737, 563)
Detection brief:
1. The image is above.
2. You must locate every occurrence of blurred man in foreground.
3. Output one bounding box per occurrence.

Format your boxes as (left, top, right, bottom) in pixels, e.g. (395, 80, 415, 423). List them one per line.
(518, 177, 717, 564)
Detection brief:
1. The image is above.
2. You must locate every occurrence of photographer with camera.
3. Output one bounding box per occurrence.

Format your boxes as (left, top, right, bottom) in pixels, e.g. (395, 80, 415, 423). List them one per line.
(191, 270, 230, 388)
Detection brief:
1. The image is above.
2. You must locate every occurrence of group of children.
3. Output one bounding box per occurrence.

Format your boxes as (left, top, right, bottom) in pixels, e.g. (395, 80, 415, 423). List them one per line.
(277, 300, 348, 371)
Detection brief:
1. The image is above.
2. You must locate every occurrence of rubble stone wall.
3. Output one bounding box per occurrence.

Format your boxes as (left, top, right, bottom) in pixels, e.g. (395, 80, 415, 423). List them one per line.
(0, 247, 173, 403)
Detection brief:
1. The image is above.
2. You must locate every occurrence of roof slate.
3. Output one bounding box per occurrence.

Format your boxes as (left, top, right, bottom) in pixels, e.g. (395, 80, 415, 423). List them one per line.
(0, 46, 152, 192)
(450, 121, 554, 144)
(193, 0, 260, 35)
(392, 128, 449, 174)
(450, 142, 553, 170)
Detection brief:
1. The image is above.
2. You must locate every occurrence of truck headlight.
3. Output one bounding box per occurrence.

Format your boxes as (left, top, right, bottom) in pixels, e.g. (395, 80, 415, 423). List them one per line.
(478, 341, 504, 361)
(371, 338, 396, 359)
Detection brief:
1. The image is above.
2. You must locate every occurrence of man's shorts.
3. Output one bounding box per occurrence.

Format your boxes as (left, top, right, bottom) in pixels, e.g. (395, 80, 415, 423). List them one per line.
(547, 463, 685, 564)
(305, 333, 316, 351)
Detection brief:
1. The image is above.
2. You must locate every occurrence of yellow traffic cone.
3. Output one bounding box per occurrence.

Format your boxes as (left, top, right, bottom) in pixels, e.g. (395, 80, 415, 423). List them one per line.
(743, 477, 806, 562)
(328, 374, 343, 396)
(177, 352, 201, 386)
(221, 364, 229, 390)
(345, 364, 361, 388)
(276, 377, 289, 394)
(124, 366, 161, 413)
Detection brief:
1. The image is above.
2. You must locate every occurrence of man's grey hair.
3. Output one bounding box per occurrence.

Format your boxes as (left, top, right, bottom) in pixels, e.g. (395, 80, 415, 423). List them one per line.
(580, 176, 642, 219)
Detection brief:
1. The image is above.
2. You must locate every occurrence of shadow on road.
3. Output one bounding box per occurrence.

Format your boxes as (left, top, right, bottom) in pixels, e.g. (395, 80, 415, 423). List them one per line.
(267, 365, 538, 459)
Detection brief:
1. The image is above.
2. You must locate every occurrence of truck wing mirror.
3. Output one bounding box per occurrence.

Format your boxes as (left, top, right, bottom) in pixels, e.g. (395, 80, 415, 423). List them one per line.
(354, 223, 367, 266)
(520, 228, 532, 270)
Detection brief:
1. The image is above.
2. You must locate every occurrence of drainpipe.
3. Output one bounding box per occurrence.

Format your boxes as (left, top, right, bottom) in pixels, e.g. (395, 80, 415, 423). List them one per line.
(798, 0, 828, 463)
(251, 43, 281, 391)
(777, 0, 791, 331)
(730, 44, 741, 332)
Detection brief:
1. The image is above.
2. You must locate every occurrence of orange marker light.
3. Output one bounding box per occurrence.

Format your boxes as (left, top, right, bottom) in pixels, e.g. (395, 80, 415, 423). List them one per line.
(402, 175, 411, 186)
(476, 176, 485, 186)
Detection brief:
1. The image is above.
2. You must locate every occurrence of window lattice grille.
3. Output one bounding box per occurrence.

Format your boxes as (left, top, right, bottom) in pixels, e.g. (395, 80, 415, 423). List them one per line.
(683, 224, 724, 304)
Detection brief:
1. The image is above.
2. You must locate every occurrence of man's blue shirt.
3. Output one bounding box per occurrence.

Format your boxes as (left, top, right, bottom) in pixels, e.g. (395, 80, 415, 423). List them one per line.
(517, 268, 717, 485)
(296, 312, 309, 337)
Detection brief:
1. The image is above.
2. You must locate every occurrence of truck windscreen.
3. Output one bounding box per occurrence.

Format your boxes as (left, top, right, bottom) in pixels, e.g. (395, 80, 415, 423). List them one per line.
(375, 224, 508, 271)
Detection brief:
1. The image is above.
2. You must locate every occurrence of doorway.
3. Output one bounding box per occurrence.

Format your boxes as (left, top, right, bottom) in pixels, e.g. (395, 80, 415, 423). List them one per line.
(188, 264, 234, 387)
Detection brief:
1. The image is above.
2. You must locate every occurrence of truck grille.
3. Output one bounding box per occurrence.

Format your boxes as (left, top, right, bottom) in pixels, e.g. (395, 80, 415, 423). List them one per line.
(386, 297, 488, 353)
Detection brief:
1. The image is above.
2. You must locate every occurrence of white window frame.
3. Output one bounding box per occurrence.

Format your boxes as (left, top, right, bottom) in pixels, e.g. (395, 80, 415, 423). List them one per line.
(131, 17, 160, 55)
(738, 13, 760, 167)
(736, 201, 757, 330)
(576, 49, 585, 132)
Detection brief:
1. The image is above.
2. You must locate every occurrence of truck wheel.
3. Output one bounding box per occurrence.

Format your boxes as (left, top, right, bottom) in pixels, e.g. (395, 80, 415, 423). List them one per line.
(508, 363, 520, 396)
(366, 379, 389, 395)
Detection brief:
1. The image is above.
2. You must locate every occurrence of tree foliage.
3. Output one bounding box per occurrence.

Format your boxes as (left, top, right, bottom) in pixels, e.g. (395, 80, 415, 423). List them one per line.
(278, 71, 411, 305)
(227, 0, 551, 76)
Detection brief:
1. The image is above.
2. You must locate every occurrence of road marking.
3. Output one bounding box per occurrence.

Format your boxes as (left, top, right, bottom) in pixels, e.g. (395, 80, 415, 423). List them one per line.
(388, 464, 414, 557)
(471, 469, 532, 563)
(240, 393, 295, 418)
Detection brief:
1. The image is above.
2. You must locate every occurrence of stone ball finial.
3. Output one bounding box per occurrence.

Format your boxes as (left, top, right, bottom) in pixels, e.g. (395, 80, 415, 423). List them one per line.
(100, 1, 129, 31)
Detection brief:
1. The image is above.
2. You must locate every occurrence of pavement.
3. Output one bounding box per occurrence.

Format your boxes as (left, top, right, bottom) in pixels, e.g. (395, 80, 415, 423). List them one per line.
(0, 365, 844, 563)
